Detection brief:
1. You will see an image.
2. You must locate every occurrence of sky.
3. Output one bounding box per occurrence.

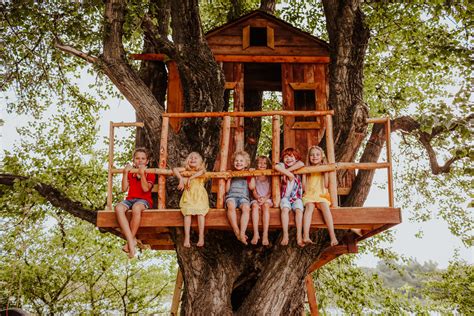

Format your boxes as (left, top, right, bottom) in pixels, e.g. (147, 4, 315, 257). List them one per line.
(1, 72, 472, 269)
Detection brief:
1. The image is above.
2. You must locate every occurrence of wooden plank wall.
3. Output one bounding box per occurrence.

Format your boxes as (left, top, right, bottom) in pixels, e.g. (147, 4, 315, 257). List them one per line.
(207, 17, 328, 56)
(282, 63, 327, 159)
(167, 61, 184, 132)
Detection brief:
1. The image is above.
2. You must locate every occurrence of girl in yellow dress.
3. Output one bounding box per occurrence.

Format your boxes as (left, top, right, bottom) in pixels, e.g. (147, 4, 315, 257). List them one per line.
(173, 152, 209, 247)
(302, 146, 338, 247)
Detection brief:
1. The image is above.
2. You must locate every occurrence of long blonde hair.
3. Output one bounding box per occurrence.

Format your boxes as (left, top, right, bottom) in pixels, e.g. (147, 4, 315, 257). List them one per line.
(184, 152, 206, 171)
(307, 146, 328, 165)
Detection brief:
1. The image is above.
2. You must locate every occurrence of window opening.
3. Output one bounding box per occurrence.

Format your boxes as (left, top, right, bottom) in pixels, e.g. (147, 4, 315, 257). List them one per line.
(250, 27, 267, 46)
(294, 90, 316, 122)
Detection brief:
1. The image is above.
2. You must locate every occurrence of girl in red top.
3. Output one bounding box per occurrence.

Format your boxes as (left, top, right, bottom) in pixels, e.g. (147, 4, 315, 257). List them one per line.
(115, 148, 155, 258)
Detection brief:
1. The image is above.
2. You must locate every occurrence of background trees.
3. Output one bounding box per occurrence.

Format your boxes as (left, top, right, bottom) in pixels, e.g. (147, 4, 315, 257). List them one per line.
(1, 0, 472, 314)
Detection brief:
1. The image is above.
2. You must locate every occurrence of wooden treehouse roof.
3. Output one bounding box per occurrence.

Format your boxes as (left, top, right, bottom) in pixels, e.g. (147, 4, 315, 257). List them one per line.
(97, 112, 400, 272)
(130, 10, 330, 63)
(205, 10, 329, 56)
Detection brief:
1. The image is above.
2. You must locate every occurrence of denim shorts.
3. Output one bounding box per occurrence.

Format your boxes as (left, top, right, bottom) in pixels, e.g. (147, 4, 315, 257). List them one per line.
(119, 198, 150, 210)
(226, 197, 250, 209)
(280, 197, 303, 211)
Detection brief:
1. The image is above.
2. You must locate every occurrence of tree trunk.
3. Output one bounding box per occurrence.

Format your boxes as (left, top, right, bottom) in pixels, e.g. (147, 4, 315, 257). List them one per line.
(98, 0, 370, 314)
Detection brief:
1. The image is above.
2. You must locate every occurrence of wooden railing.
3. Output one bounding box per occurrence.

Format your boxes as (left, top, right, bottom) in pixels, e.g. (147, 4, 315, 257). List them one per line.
(105, 112, 394, 210)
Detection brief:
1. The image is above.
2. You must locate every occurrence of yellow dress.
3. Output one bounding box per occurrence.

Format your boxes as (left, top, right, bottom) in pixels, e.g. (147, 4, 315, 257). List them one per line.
(179, 178, 209, 216)
(302, 172, 331, 206)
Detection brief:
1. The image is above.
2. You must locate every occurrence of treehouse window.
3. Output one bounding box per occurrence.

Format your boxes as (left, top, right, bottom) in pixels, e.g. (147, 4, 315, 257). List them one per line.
(294, 90, 316, 122)
(250, 27, 267, 46)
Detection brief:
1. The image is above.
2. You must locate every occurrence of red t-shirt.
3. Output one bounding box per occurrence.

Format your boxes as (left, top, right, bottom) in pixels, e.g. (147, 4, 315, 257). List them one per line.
(126, 172, 156, 207)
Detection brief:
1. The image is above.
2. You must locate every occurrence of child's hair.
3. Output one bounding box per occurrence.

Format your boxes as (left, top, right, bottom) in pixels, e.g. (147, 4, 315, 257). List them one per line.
(184, 152, 206, 171)
(255, 155, 271, 168)
(133, 147, 149, 160)
(232, 150, 251, 169)
(281, 147, 301, 161)
(307, 146, 328, 165)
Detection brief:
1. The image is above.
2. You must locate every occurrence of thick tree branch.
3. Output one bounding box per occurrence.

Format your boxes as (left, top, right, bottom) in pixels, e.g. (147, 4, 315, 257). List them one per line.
(0, 173, 122, 238)
(345, 115, 472, 206)
(141, 14, 176, 58)
(54, 40, 98, 64)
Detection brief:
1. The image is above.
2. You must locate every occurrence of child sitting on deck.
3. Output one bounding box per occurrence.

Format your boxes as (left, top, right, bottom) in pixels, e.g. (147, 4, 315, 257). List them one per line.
(302, 146, 338, 247)
(274, 147, 305, 246)
(226, 150, 251, 244)
(248, 156, 273, 245)
(115, 148, 155, 258)
(173, 152, 209, 248)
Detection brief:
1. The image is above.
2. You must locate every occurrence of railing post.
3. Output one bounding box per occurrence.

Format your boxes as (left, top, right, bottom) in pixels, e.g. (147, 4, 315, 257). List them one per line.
(305, 274, 319, 315)
(107, 122, 115, 210)
(170, 268, 183, 315)
(158, 117, 169, 209)
(272, 115, 281, 207)
(385, 117, 394, 207)
(324, 115, 338, 207)
(217, 116, 231, 208)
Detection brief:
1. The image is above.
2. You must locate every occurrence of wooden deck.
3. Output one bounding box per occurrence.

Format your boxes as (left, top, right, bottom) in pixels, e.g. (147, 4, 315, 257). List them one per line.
(97, 207, 401, 251)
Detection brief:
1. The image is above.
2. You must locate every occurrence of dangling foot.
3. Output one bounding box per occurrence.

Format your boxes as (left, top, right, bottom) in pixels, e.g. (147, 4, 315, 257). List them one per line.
(280, 234, 289, 246)
(122, 244, 129, 253)
(251, 234, 260, 245)
(330, 237, 339, 246)
(239, 233, 248, 245)
(127, 240, 137, 258)
(183, 238, 191, 248)
(303, 237, 313, 245)
(196, 239, 205, 247)
(233, 229, 240, 241)
(262, 236, 269, 246)
(297, 237, 305, 247)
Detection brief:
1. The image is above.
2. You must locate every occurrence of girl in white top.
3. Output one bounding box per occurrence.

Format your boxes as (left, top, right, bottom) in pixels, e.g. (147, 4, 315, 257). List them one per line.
(249, 156, 273, 245)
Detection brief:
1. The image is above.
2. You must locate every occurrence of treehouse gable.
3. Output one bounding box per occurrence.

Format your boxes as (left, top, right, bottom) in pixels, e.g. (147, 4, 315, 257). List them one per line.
(205, 10, 329, 57)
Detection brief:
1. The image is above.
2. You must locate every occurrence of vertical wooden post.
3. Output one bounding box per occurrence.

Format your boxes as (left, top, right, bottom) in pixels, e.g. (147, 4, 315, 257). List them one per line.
(158, 117, 169, 209)
(305, 274, 319, 315)
(217, 116, 231, 208)
(324, 115, 338, 207)
(272, 115, 281, 207)
(234, 63, 245, 151)
(170, 268, 183, 316)
(385, 117, 394, 207)
(107, 122, 115, 210)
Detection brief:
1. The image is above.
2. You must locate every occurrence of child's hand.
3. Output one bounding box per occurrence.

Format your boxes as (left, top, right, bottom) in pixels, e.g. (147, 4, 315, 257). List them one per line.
(138, 165, 147, 176)
(184, 178, 191, 191)
(177, 177, 187, 191)
(257, 196, 265, 204)
(249, 167, 255, 171)
(124, 163, 132, 173)
(287, 173, 295, 182)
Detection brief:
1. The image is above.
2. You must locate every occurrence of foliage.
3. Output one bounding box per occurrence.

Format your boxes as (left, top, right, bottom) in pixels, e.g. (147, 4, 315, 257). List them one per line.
(421, 259, 474, 314)
(0, 213, 176, 314)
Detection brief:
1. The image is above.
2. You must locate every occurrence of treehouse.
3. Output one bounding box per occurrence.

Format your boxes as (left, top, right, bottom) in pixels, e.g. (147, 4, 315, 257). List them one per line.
(96, 10, 401, 314)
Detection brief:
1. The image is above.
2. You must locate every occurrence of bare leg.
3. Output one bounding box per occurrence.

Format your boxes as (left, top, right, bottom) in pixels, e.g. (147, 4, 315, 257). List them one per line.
(183, 215, 192, 248)
(319, 202, 338, 246)
(251, 203, 260, 245)
(262, 202, 270, 246)
(196, 215, 205, 247)
(239, 204, 250, 245)
(115, 204, 133, 254)
(128, 204, 145, 257)
(295, 208, 304, 247)
(280, 207, 290, 246)
(303, 203, 315, 244)
(226, 201, 240, 240)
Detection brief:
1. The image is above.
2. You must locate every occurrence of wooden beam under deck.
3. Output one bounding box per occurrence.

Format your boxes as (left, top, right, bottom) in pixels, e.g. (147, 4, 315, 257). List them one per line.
(97, 207, 401, 229)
